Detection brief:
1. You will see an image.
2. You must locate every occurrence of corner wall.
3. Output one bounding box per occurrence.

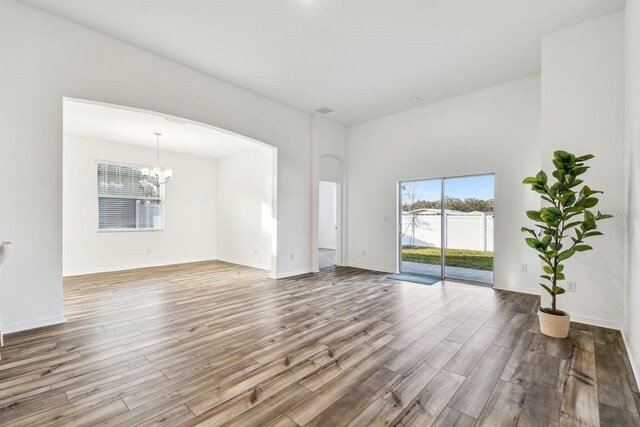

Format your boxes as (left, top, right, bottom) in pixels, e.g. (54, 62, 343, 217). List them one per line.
(216, 148, 274, 270)
(0, 0, 311, 333)
(63, 136, 218, 276)
(541, 11, 626, 328)
(310, 115, 348, 271)
(347, 75, 542, 293)
(625, 0, 640, 379)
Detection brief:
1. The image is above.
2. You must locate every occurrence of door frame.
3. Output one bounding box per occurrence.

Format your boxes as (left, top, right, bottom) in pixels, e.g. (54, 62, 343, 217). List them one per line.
(397, 172, 495, 286)
(319, 179, 343, 266)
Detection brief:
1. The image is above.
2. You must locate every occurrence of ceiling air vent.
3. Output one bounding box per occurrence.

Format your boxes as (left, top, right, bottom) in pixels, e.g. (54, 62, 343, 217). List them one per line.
(315, 106, 334, 115)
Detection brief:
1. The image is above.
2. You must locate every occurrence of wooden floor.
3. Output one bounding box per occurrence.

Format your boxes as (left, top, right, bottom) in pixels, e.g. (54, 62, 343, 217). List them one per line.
(0, 261, 638, 426)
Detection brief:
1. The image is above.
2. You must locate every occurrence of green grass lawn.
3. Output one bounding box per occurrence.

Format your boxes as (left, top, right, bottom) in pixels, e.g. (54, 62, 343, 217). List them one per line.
(402, 246, 493, 271)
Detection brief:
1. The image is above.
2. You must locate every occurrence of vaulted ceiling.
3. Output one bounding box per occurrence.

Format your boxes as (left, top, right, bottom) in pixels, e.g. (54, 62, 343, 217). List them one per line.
(22, 0, 625, 124)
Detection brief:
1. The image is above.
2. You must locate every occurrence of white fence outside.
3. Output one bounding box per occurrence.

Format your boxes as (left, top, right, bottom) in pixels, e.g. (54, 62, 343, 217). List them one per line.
(401, 212, 494, 252)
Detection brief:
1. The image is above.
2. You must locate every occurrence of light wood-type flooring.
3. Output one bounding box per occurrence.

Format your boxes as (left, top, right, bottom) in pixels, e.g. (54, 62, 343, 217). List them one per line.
(0, 261, 638, 426)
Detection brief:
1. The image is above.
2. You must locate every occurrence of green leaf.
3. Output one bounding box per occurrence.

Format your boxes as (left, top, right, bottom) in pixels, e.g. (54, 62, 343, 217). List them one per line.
(565, 206, 585, 213)
(532, 184, 549, 195)
(552, 169, 566, 180)
(540, 274, 552, 281)
(523, 177, 537, 184)
(556, 272, 565, 280)
(573, 166, 589, 176)
(582, 231, 603, 238)
(553, 286, 566, 295)
(566, 179, 583, 188)
(521, 227, 536, 237)
(536, 171, 547, 185)
(579, 197, 599, 208)
(543, 265, 553, 274)
(596, 213, 613, 220)
(540, 235, 552, 248)
(554, 150, 571, 162)
(575, 154, 595, 161)
(540, 207, 562, 224)
(558, 249, 575, 262)
(557, 264, 565, 273)
(563, 221, 582, 230)
(540, 283, 554, 296)
(538, 254, 553, 266)
(525, 238, 540, 249)
(526, 210, 541, 221)
(574, 245, 593, 252)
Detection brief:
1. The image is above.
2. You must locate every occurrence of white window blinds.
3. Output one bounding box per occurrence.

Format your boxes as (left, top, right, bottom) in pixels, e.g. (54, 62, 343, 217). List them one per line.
(97, 163, 164, 231)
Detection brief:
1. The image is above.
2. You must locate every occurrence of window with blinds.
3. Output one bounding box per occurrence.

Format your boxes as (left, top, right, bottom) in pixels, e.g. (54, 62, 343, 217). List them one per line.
(97, 163, 164, 231)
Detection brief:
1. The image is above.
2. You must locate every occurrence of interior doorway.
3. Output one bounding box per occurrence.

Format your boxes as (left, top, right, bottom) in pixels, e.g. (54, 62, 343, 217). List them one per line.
(399, 174, 494, 284)
(318, 180, 339, 269)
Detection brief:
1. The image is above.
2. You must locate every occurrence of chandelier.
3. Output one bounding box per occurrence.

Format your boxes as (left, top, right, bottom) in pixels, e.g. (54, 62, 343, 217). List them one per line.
(141, 132, 173, 185)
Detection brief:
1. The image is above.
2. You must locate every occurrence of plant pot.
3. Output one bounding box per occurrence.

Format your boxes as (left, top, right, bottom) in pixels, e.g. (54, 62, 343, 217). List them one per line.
(538, 309, 570, 338)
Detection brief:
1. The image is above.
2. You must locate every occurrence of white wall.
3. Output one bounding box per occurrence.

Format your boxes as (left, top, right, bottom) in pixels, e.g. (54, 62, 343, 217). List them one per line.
(311, 115, 348, 271)
(347, 76, 542, 293)
(0, 0, 311, 333)
(541, 11, 625, 328)
(625, 0, 640, 377)
(63, 136, 217, 275)
(318, 181, 337, 250)
(216, 148, 273, 270)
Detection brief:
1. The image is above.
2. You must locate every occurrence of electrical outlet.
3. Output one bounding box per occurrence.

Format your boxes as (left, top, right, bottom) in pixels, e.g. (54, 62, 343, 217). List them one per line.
(383, 216, 389, 223)
(521, 264, 527, 273)
(362, 249, 366, 256)
(290, 253, 294, 260)
(567, 281, 577, 292)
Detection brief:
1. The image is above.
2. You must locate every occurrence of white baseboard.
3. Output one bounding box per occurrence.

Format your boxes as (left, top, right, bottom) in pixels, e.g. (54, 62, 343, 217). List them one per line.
(215, 256, 270, 271)
(3, 315, 66, 334)
(346, 262, 395, 274)
(492, 283, 540, 296)
(621, 330, 640, 388)
(568, 313, 623, 330)
(63, 257, 219, 277)
(269, 268, 312, 279)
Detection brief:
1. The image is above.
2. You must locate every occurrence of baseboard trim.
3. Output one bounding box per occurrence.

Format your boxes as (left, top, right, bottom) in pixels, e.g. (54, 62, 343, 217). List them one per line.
(621, 330, 640, 388)
(492, 284, 540, 296)
(63, 257, 219, 277)
(346, 262, 395, 274)
(215, 257, 270, 271)
(569, 313, 623, 330)
(269, 268, 312, 279)
(4, 315, 66, 334)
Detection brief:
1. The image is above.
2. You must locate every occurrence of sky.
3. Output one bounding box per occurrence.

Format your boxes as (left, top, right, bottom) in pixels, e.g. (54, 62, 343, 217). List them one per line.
(401, 174, 494, 202)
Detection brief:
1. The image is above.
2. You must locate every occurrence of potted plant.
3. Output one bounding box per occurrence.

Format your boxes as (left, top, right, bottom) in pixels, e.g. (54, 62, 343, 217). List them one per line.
(522, 150, 611, 338)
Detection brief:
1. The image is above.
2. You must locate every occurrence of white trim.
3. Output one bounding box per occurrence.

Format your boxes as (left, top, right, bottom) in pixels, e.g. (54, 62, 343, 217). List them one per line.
(346, 262, 396, 274)
(3, 315, 66, 334)
(63, 257, 218, 277)
(269, 268, 312, 279)
(492, 283, 540, 295)
(568, 313, 623, 330)
(621, 330, 640, 388)
(215, 256, 270, 271)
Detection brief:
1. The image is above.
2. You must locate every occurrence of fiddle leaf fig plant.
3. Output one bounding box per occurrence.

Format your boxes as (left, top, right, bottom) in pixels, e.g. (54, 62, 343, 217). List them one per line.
(522, 151, 612, 315)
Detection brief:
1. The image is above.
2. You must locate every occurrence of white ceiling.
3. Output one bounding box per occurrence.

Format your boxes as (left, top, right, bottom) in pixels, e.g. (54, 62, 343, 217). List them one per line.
(27, 0, 624, 124)
(63, 100, 264, 159)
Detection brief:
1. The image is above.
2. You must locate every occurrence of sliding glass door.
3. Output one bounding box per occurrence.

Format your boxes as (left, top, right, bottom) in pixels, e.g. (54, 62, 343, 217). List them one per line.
(400, 179, 443, 276)
(399, 174, 494, 284)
